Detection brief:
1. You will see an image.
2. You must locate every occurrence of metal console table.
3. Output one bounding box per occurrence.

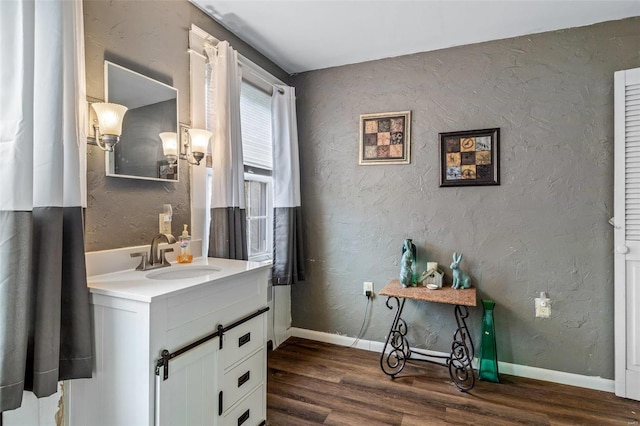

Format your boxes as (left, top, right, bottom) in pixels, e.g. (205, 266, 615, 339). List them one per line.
(379, 279, 477, 391)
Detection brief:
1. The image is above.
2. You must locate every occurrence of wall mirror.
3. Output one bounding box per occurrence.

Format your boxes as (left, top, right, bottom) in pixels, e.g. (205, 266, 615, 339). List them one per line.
(105, 61, 179, 182)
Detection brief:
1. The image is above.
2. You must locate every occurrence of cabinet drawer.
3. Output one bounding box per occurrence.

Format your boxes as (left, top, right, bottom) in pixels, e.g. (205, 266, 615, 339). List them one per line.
(162, 268, 268, 350)
(220, 348, 264, 412)
(220, 315, 264, 371)
(221, 384, 264, 426)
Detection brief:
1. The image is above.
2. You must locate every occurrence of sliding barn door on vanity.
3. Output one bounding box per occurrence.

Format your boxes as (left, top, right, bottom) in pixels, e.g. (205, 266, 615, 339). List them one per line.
(155, 340, 218, 425)
(614, 66, 640, 401)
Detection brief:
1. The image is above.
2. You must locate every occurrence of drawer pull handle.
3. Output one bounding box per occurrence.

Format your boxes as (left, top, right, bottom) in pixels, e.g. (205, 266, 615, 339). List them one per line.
(218, 391, 223, 416)
(238, 409, 250, 425)
(238, 371, 250, 387)
(238, 332, 251, 347)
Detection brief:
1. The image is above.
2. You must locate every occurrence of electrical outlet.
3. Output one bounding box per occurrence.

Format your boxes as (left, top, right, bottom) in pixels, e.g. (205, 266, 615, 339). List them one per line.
(535, 296, 551, 318)
(363, 281, 374, 296)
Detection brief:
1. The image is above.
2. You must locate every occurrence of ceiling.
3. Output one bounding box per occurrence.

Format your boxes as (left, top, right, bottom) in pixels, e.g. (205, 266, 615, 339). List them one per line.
(190, 0, 640, 75)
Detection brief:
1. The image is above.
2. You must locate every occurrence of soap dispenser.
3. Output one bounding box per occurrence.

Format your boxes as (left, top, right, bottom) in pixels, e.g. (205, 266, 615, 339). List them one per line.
(178, 224, 192, 264)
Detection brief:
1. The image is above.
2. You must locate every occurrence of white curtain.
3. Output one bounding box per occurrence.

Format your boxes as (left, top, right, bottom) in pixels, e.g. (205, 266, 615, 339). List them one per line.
(0, 0, 92, 412)
(205, 41, 247, 260)
(272, 86, 305, 285)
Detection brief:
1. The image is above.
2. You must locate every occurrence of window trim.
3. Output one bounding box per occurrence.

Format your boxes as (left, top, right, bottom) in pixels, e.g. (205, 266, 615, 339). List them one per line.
(240, 76, 274, 262)
(244, 171, 273, 262)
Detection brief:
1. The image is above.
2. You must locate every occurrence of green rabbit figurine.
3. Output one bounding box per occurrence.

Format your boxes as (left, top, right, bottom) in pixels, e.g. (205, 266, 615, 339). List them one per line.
(450, 252, 471, 289)
(400, 240, 415, 287)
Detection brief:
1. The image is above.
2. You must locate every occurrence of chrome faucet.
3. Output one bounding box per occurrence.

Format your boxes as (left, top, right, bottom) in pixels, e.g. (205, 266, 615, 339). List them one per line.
(131, 233, 176, 271)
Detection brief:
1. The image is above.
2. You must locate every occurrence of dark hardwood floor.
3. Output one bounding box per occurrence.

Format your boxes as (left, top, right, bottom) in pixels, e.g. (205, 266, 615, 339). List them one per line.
(267, 337, 640, 425)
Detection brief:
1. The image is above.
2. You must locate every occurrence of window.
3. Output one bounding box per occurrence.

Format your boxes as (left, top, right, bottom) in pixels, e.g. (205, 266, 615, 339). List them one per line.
(244, 174, 272, 259)
(240, 80, 273, 261)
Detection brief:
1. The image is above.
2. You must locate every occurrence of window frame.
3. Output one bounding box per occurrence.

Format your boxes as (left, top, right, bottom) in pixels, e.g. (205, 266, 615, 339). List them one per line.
(240, 76, 274, 262)
(244, 170, 273, 262)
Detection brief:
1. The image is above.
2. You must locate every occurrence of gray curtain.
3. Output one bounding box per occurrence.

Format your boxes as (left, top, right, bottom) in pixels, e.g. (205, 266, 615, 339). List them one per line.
(208, 207, 248, 260)
(0, 210, 93, 412)
(273, 207, 306, 285)
(205, 42, 247, 260)
(272, 86, 306, 285)
(0, 0, 93, 412)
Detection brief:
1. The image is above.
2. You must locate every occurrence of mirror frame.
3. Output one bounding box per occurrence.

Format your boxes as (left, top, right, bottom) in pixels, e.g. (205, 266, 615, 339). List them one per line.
(104, 61, 179, 182)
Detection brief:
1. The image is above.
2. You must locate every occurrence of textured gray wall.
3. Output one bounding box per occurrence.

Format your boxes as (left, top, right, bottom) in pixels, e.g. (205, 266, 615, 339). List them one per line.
(84, 0, 287, 251)
(291, 18, 640, 379)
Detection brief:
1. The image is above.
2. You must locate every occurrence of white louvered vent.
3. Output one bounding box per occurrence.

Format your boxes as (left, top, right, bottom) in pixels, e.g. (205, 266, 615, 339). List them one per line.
(626, 83, 640, 240)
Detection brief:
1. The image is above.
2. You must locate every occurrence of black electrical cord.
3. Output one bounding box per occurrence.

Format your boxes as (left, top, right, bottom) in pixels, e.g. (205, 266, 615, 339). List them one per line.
(351, 295, 371, 348)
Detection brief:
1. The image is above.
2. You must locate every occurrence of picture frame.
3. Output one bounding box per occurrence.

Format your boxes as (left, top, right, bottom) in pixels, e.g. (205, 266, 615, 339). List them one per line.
(439, 128, 500, 187)
(359, 111, 411, 165)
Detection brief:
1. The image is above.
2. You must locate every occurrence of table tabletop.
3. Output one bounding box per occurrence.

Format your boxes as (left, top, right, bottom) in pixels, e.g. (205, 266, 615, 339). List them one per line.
(379, 279, 477, 307)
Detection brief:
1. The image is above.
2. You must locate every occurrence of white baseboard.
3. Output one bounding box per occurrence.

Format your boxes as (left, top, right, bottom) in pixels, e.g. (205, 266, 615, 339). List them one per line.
(288, 327, 615, 393)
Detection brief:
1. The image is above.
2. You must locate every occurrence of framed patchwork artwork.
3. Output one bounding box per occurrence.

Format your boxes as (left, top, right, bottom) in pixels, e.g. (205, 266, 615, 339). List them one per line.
(359, 111, 411, 165)
(439, 128, 500, 187)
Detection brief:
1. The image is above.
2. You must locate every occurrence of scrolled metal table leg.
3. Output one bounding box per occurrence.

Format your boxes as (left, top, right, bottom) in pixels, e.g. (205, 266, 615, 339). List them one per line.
(448, 304, 476, 391)
(380, 297, 410, 377)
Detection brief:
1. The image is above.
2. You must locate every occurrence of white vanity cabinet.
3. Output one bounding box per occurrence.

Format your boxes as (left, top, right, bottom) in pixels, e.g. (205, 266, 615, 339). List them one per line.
(67, 258, 270, 426)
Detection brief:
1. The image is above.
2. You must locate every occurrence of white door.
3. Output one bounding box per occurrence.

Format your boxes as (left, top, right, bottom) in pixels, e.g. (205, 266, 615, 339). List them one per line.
(614, 66, 640, 401)
(155, 339, 218, 425)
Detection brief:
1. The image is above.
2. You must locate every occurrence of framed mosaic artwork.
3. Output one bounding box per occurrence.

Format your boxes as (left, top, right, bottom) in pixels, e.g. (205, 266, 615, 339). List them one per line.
(359, 111, 411, 165)
(439, 128, 500, 187)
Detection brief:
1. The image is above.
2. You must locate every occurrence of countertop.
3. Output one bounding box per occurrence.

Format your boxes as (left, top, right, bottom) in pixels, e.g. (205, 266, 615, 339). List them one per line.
(87, 257, 271, 303)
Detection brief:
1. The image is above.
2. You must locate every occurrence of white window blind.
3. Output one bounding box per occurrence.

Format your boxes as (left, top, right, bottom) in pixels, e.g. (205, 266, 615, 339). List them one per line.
(240, 81, 272, 170)
(626, 82, 640, 241)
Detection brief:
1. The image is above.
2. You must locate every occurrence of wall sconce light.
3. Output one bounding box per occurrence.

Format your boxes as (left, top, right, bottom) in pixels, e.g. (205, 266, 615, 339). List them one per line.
(90, 102, 128, 151)
(159, 132, 179, 166)
(182, 128, 212, 166)
(159, 128, 211, 166)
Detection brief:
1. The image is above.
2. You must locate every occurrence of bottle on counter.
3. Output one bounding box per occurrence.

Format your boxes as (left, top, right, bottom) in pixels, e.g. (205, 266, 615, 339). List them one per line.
(177, 224, 193, 264)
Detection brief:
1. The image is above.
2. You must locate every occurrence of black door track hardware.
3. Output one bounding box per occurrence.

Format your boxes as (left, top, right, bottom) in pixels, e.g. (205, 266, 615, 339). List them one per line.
(155, 306, 269, 381)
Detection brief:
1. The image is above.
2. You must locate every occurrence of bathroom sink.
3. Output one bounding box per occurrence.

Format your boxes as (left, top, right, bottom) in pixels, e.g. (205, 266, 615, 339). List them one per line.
(146, 266, 221, 280)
